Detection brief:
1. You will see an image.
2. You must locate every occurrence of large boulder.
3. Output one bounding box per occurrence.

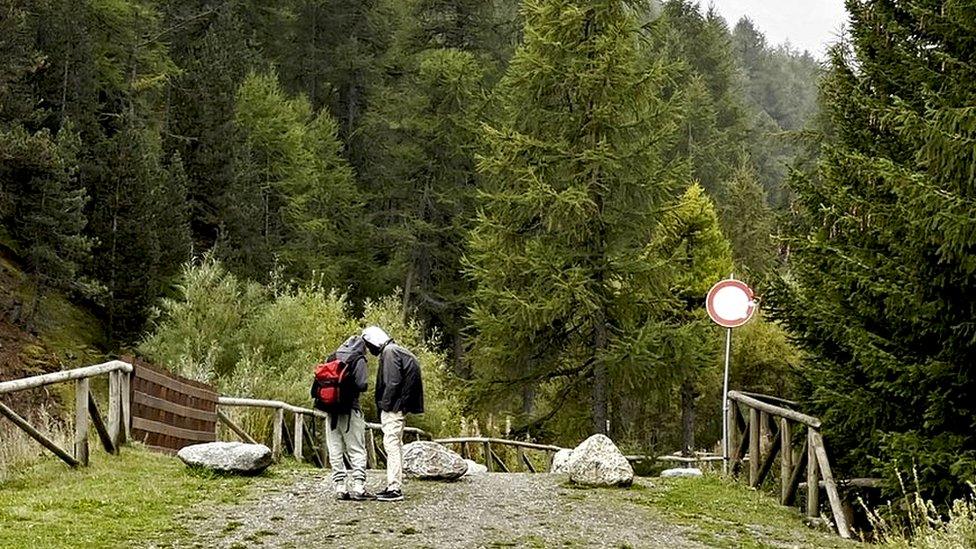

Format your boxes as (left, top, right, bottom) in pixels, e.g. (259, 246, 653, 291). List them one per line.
(550, 448, 573, 473)
(565, 434, 634, 487)
(463, 459, 488, 476)
(177, 442, 272, 475)
(402, 441, 468, 480)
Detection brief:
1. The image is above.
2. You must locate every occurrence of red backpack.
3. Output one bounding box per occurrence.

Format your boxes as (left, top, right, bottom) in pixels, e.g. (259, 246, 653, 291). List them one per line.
(314, 358, 348, 412)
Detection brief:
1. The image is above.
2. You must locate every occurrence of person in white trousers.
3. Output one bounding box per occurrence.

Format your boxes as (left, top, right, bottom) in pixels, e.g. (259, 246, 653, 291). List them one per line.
(362, 326, 425, 502)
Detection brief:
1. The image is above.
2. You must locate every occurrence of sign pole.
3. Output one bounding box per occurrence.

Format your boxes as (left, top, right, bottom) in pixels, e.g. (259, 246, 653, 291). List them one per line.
(722, 325, 732, 475)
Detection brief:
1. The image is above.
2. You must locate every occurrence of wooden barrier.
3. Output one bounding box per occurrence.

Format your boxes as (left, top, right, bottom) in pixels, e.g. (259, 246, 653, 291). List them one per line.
(0, 360, 133, 467)
(727, 390, 855, 539)
(216, 396, 431, 467)
(129, 358, 217, 454)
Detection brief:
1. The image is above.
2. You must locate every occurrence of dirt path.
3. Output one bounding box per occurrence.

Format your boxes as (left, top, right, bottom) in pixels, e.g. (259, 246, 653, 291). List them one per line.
(177, 470, 707, 548)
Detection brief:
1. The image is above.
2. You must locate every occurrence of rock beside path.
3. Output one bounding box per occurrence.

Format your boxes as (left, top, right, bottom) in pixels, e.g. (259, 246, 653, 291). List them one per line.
(463, 459, 488, 476)
(550, 449, 573, 473)
(177, 442, 272, 475)
(403, 441, 468, 480)
(660, 467, 703, 478)
(565, 434, 633, 487)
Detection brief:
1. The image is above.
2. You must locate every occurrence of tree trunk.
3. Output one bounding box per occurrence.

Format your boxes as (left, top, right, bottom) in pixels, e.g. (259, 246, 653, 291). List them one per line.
(591, 315, 608, 435)
(681, 377, 696, 456)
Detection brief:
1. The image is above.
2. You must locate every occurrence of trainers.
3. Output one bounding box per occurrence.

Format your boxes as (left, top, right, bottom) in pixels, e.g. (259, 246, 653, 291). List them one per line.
(335, 491, 351, 501)
(349, 491, 376, 501)
(375, 488, 404, 502)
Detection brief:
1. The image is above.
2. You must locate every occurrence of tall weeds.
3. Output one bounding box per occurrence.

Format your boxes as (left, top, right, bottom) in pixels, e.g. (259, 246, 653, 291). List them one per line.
(865, 469, 976, 548)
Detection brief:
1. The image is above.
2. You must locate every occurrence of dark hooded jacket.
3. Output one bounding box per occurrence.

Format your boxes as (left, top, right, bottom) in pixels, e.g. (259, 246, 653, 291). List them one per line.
(310, 335, 369, 413)
(374, 341, 424, 414)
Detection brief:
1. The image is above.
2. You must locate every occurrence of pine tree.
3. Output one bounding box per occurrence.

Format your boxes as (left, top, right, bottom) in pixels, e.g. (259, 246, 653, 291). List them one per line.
(776, 0, 976, 501)
(0, 126, 92, 298)
(467, 0, 683, 436)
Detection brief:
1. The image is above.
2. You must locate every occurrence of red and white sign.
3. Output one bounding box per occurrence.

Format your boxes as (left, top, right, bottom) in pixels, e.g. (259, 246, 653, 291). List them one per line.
(706, 279, 756, 328)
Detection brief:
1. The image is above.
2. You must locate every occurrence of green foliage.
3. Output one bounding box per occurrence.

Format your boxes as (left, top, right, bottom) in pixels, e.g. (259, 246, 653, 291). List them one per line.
(468, 0, 684, 438)
(141, 259, 458, 436)
(223, 70, 372, 295)
(0, 125, 92, 294)
(775, 0, 976, 502)
(717, 163, 777, 278)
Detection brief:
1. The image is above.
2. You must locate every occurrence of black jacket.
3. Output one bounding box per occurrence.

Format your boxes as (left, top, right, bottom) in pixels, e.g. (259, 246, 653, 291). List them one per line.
(310, 336, 369, 413)
(375, 341, 424, 414)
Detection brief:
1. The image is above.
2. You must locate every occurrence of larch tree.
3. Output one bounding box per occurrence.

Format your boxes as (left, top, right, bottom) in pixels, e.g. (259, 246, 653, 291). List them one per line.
(467, 0, 684, 437)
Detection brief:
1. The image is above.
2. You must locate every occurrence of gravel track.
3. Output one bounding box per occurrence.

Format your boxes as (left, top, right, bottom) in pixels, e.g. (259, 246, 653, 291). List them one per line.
(178, 470, 706, 548)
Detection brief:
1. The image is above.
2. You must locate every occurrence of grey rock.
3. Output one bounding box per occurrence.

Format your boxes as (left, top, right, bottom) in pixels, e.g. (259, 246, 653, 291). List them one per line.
(550, 449, 573, 474)
(566, 434, 634, 487)
(177, 442, 272, 475)
(403, 441, 468, 480)
(463, 459, 488, 476)
(660, 468, 702, 478)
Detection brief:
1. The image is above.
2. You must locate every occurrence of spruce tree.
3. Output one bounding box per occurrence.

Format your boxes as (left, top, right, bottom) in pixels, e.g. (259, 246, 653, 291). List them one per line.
(467, 0, 683, 436)
(776, 0, 976, 500)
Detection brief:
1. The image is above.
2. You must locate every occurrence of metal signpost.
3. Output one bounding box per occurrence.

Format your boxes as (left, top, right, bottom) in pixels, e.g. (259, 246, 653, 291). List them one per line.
(706, 276, 757, 475)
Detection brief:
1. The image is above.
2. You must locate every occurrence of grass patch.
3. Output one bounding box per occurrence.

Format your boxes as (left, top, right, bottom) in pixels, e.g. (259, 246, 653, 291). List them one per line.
(0, 445, 268, 547)
(633, 475, 857, 548)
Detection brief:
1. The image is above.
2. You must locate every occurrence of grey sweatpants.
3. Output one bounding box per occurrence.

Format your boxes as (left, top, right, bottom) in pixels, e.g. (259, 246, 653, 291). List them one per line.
(326, 409, 367, 493)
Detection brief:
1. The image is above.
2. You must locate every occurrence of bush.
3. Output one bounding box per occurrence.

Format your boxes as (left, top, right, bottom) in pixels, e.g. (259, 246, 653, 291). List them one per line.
(140, 259, 460, 438)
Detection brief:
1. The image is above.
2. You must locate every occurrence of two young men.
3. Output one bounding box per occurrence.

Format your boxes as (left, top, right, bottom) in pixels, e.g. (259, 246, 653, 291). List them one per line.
(312, 326, 424, 503)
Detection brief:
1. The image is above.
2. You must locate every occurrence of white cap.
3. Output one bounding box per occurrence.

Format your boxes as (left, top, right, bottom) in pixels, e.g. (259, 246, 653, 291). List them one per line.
(362, 326, 391, 347)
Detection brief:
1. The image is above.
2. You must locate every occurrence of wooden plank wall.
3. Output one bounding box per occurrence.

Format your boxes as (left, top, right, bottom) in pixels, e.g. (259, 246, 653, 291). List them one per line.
(126, 356, 217, 454)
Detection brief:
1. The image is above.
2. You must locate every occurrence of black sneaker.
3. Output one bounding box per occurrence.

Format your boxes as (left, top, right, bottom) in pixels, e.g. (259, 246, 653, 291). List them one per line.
(375, 488, 404, 502)
(350, 491, 376, 501)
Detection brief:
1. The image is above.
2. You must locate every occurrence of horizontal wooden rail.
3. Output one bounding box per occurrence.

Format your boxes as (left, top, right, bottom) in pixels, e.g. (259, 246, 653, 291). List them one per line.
(727, 390, 821, 428)
(217, 396, 430, 439)
(0, 360, 132, 394)
(434, 437, 565, 453)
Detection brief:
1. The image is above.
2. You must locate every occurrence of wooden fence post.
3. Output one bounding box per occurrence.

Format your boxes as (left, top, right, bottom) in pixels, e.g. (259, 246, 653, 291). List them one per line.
(74, 378, 90, 466)
(726, 402, 737, 474)
(810, 430, 851, 539)
(749, 407, 760, 486)
(272, 408, 284, 462)
(108, 370, 121, 448)
(121, 371, 131, 442)
(365, 425, 376, 469)
(780, 418, 792, 504)
(484, 441, 493, 472)
(807, 428, 820, 517)
(293, 413, 304, 462)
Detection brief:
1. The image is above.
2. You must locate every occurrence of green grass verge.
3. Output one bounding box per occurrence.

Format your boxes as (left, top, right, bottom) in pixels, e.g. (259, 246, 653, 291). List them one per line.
(632, 475, 858, 548)
(0, 445, 284, 548)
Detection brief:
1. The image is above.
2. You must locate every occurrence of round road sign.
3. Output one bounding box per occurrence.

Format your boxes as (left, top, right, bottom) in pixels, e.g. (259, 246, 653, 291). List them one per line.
(706, 279, 756, 328)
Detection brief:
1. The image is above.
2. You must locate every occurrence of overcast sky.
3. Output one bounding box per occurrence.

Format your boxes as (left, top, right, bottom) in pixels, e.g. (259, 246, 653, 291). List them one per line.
(708, 0, 849, 58)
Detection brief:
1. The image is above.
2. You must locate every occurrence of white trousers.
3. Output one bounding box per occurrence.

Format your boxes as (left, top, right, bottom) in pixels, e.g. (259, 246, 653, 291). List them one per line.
(380, 410, 406, 491)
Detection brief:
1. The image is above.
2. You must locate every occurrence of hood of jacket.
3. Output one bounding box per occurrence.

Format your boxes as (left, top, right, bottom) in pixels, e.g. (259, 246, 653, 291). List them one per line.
(335, 335, 366, 365)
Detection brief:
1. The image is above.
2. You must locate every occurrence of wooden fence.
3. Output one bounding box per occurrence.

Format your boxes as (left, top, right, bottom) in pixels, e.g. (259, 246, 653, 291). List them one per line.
(129, 358, 217, 454)
(215, 397, 430, 468)
(727, 390, 854, 539)
(434, 437, 566, 473)
(0, 360, 133, 467)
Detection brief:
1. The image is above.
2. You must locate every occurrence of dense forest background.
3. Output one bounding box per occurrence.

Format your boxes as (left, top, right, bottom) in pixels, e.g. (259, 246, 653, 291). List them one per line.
(2, 0, 973, 502)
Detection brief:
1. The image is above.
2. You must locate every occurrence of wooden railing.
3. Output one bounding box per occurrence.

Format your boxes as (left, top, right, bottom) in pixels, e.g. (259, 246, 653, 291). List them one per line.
(216, 397, 431, 469)
(434, 437, 567, 473)
(0, 360, 133, 467)
(727, 390, 851, 539)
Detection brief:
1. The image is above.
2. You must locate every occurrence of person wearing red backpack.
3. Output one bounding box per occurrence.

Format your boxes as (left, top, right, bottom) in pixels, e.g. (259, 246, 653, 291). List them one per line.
(310, 335, 372, 501)
(362, 326, 424, 502)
